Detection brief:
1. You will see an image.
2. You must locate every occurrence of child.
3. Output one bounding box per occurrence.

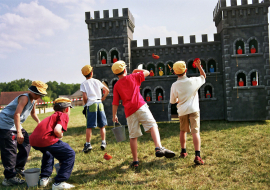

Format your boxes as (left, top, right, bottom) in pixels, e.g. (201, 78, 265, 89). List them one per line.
(111, 60, 175, 168)
(80, 65, 109, 152)
(0, 80, 47, 186)
(29, 98, 75, 189)
(170, 60, 206, 165)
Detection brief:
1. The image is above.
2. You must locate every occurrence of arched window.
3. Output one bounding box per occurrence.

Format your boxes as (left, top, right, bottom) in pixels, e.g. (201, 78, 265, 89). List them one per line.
(166, 62, 174, 75)
(155, 87, 164, 101)
(201, 60, 207, 73)
(111, 50, 119, 63)
(144, 89, 152, 102)
(250, 71, 259, 86)
(237, 73, 246, 86)
(208, 59, 216, 73)
(157, 62, 165, 76)
(204, 85, 212, 99)
(147, 63, 155, 77)
(249, 39, 258, 54)
(111, 79, 118, 91)
(187, 60, 197, 74)
(235, 40, 245, 54)
(100, 51, 107, 64)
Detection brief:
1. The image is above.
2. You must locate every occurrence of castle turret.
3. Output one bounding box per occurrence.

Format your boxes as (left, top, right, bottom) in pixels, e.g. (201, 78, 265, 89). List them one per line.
(214, 0, 270, 120)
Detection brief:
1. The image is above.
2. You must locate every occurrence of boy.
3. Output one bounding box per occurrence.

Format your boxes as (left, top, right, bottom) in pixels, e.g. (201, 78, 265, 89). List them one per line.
(111, 60, 175, 168)
(29, 98, 75, 190)
(80, 65, 109, 152)
(170, 60, 206, 165)
(0, 81, 47, 186)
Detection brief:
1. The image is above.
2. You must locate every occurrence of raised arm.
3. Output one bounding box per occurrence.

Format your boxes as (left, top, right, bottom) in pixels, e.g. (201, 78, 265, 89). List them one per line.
(195, 60, 206, 79)
(132, 69, 150, 77)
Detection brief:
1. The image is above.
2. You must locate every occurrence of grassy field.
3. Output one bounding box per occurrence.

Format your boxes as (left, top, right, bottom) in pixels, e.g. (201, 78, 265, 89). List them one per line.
(0, 106, 270, 189)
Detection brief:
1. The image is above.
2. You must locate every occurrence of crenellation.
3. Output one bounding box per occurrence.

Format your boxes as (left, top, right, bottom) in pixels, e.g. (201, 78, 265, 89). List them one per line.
(190, 35, 196, 43)
(113, 9, 118, 17)
(166, 37, 172, 45)
(214, 33, 220, 41)
(231, 0, 237, 6)
(220, 0, 226, 7)
(178, 36, 184, 44)
(155, 38, 160, 46)
(94, 11, 100, 19)
(202, 34, 208, 42)
(241, 0, 247, 5)
(252, 0, 259, 3)
(85, 12, 90, 20)
(131, 40, 137, 48)
(103, 10, 109, 18)
(143, 39, 149, 47)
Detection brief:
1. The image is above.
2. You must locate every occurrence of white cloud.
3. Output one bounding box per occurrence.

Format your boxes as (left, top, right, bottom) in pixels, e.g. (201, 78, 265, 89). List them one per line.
(0, 1, 69, 57)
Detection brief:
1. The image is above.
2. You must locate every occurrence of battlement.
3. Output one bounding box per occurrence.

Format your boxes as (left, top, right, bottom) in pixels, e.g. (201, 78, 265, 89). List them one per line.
(131, 34, 220, 48)
(85, 8, 135, 25)
(213, 0, 270, 21)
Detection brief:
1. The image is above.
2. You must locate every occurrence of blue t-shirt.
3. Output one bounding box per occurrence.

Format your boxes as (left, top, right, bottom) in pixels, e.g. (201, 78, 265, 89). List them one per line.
(0, 93, 35, 131)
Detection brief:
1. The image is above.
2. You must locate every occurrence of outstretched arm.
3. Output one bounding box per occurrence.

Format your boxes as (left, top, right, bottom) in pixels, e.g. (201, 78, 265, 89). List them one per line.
(195, 60, 206, 79)
(132, 69, 150, 77)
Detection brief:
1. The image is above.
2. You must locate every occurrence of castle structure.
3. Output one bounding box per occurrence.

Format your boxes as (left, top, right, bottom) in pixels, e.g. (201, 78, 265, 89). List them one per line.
(85, 0, 270, 125)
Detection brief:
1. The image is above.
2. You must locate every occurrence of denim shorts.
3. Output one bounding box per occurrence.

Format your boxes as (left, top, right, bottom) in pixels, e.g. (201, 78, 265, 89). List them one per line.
(86, 102, 107, 128)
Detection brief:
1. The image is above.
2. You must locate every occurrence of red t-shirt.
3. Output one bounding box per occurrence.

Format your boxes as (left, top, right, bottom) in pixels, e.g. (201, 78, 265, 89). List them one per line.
(112, 72, 146, 118)
(29, 112, 69, 147)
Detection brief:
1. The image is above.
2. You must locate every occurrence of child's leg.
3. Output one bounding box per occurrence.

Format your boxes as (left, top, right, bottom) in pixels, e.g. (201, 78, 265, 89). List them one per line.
(130, 138, 138, 162)
(180, 131, 187, 149)
(86, 128, 92, 143)
(100, 127, 105, 141)
(150, 126, 162, 148)
(192, 133, 201, 151)
(40, 150, 54, 178)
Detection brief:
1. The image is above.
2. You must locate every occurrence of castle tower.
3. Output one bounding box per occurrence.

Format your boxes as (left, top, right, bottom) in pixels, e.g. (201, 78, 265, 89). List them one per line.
(85, 9, 135, 125)
(213, 0, 270, 120)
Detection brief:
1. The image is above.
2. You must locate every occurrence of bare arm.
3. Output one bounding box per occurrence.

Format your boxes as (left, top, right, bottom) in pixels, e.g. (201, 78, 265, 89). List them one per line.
(195, 60, 206, 79)
(30, 102, 40, 124)
(14, 96, 28, 144)
(101, 86, 110, 101)
(54, 124, 63, 138)
(112, 105, 119, 123)
(132, 69, 150, 77)
(82, 92, 88, 105)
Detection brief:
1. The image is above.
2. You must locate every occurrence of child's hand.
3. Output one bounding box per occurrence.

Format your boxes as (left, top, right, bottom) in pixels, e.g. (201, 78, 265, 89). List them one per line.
(195, 59, 201, 68)
(112, 115, 118, 123)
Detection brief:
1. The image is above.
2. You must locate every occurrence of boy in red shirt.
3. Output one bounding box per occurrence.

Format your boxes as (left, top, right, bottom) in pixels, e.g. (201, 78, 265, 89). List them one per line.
(29, 98, 75, 190)
(111, 61, 175, 168)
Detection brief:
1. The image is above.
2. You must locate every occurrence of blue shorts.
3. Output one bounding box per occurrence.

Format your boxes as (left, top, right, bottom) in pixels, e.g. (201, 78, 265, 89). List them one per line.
(86, 102, 107, 128)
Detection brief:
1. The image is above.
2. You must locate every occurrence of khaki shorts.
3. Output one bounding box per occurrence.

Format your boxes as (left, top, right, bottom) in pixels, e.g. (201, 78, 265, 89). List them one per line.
(179, 111, 200, 134)
(126, 104, 158, 138)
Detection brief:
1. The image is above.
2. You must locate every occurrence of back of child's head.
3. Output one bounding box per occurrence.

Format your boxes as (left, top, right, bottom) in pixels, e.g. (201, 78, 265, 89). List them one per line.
(112, 60, 126, 75)
(173, 61, 186, 76)
(53, 98, 73, 112)
(81, 65, 93, 78)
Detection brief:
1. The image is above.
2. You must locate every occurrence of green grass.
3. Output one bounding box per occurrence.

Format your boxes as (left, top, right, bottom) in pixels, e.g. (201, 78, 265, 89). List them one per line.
(0, 106, 270, 189)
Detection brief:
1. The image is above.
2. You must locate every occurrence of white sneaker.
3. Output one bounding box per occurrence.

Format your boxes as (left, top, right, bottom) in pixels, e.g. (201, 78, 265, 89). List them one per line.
(40, 177, 52, 187)
(52, 182, 75, 190)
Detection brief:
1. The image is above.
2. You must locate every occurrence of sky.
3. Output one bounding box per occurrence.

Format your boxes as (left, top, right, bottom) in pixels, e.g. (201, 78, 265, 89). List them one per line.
(0, 0, 268, 84)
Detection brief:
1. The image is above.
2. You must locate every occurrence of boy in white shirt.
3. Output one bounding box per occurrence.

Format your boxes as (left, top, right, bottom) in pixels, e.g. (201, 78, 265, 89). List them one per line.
(80, 65, 110, 153)
(170, 60, 206, 165)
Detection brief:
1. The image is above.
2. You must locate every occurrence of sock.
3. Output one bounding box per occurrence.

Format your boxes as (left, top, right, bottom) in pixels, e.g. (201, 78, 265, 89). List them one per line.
(54, 182, 60, 186)
(195, 151, 200, 157)
(102, 140, 106, 144)
(155, 147, 160, 151)
(181, 148, 187, 153)
(86, 142, 90, 145)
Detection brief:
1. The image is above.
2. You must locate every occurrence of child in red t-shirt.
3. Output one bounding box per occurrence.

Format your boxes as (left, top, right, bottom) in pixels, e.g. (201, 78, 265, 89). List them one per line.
(29, 98, 75, 190)
(111, 61, 175, 169)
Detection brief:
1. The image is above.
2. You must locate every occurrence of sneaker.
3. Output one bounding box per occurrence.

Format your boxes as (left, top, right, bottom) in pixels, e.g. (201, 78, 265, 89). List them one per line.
(82, 143, 92, 153)
(52, 182, 75, 190)
(155, 147, 175, 158)
(194, 156, 204, 165)
(100, 142, 106, 150)
(179, 152, 188, 158)
(39, 177, 52, 187)
(2, 177, 25, 186)
(130, 161, 139, 169)
(15, 168, 25, 177)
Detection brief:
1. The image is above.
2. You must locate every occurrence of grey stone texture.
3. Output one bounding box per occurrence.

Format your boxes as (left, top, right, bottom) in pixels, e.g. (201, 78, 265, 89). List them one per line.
(85, 1, 270, 125)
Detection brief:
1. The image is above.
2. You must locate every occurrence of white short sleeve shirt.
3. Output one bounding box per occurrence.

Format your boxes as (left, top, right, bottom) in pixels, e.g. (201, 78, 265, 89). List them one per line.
(80, 78, 105, 106)
(170, 75, 205, 116)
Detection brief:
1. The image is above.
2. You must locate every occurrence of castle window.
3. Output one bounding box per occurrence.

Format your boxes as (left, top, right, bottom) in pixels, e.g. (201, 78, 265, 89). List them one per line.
(204, 85, 212, 99)
(112, 79, 118, 91)
(99, 51, 107, 64)
(237, 73, 246, 86)
(201, 60, 207, 73)
(111, 50, 119, 63)
(144, 89, 152, 102)
(155, 88, 164, 101)
(249, 39, 258, 54)
(187, 60, 197, 74)
(147, 63, 156, 77)
(198, 89, 201, 99)
(166, 62, 174, 75)
(157, 62, 165, 76)
(235, 40, 245, 54)
(208, 59, 216, 73)
(250, 71, 259, 86)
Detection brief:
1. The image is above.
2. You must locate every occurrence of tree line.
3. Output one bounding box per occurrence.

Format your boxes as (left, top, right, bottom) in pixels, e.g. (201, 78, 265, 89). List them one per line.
(0, 79, 80, 101)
